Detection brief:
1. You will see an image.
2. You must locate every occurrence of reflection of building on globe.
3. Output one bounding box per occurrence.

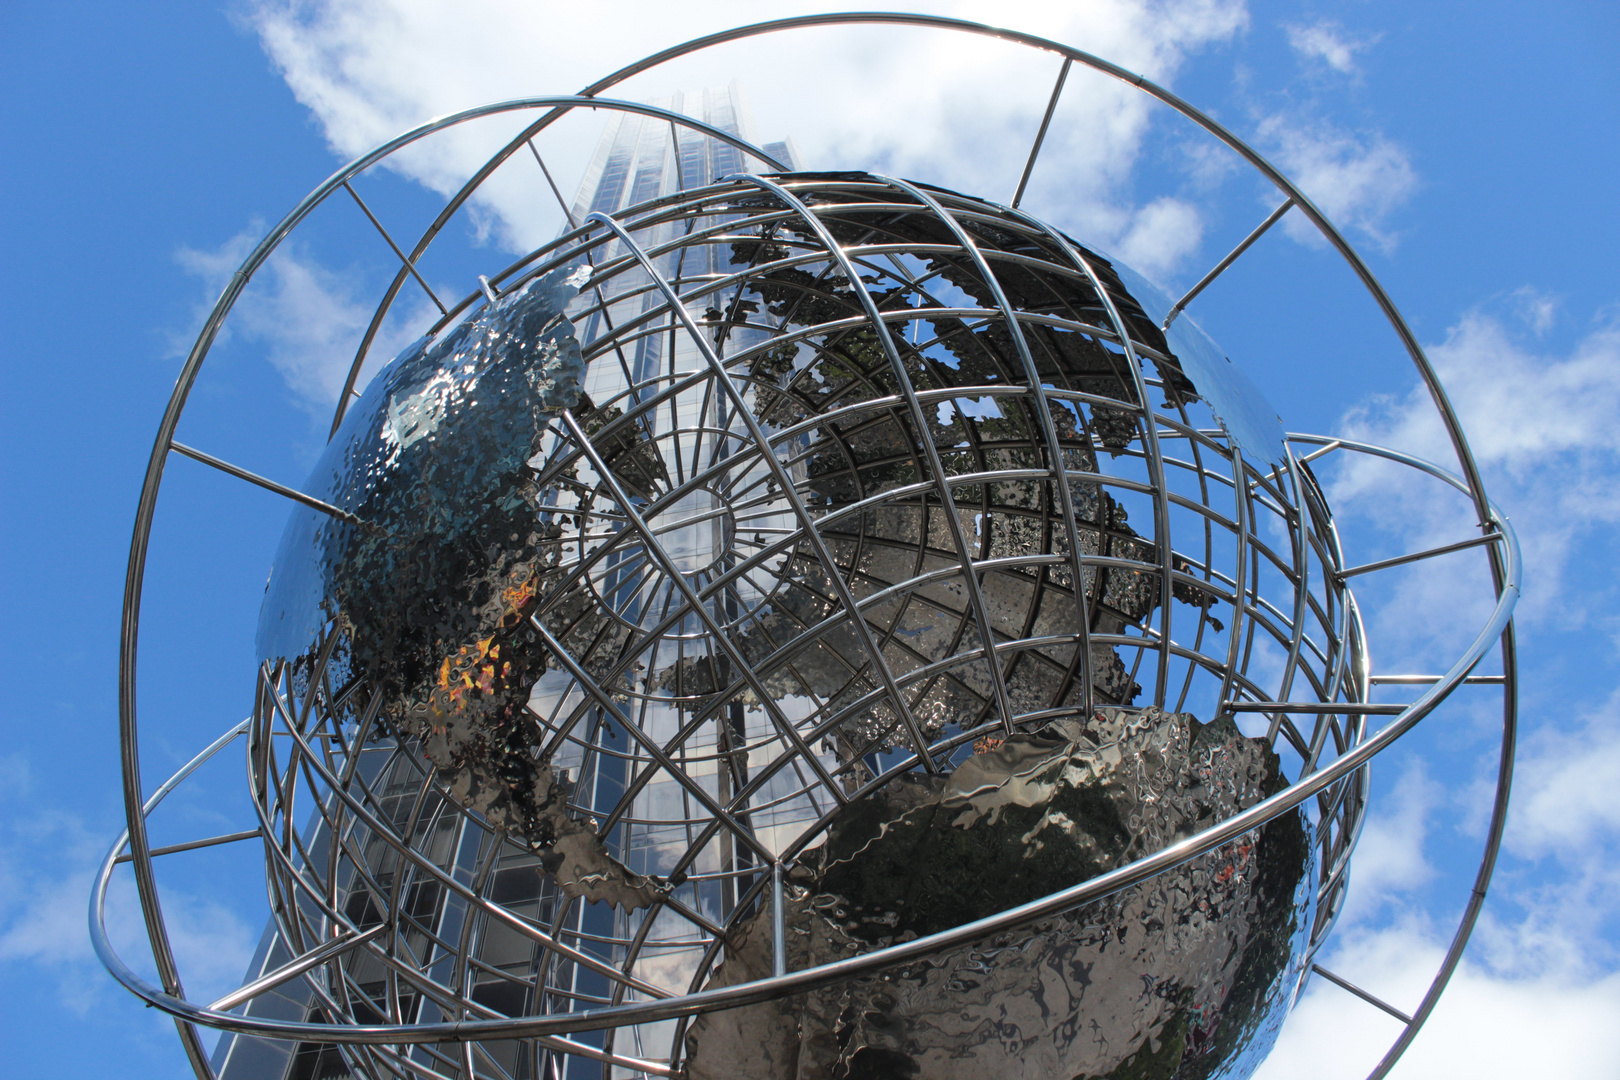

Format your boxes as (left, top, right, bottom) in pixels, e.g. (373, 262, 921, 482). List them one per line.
(248, 170, 1331, 1079)
(99, 18, 1520, 1080)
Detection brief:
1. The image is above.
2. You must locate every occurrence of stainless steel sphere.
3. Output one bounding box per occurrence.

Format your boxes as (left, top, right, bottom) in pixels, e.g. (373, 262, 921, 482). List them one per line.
(97, 17, 1519, 1080)
(251, 174, 1341, 1079)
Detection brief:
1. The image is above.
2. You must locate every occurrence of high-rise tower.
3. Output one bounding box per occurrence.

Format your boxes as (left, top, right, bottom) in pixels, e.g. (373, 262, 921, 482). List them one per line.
(211, 84, 796, 1080)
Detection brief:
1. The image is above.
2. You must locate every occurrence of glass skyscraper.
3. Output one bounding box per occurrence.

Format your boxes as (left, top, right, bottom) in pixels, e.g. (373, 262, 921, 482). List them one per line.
(212, 83, 797, 1080)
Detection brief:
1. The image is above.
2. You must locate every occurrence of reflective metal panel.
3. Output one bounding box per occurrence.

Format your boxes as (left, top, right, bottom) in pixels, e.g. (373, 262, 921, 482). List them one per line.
(1106, 259, 1289, 469)
(685, 709, 1314, 1080)
(244, 173, 1355, 1080)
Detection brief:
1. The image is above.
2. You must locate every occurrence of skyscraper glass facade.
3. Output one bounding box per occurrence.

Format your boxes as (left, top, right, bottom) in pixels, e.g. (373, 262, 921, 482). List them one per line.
(212, 84, 796, 1080)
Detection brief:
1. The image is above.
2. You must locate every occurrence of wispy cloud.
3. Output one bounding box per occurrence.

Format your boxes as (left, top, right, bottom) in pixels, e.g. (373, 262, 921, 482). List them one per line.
(1334, 764, 1442, 926)
(178, 226, 436, 409)
(1285, 20, 1380, 76)
(1509, 285, 1561, 336)
(0, 796, 254, 1014)
(1259, 920, 1620, 1079)
(1112, 196, 1205, 283)
(1256, 113, 1416, 252)
(242, 0, 1249, 273)
(1510, 689, 1620, 859)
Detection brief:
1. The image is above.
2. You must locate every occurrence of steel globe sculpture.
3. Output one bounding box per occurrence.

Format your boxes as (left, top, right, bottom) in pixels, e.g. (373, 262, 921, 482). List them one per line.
(97, 15, 1520, 1080)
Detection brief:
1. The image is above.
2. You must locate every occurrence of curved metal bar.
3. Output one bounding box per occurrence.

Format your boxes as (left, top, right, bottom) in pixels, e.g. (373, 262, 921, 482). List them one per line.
(581, 208, 938, 770)
(97, 436, 1517, 1047)
(90, 715, 250, 1074)
(1367, 620, 1516, 1077)
(1288, 434, 1519, 1078)
(868, 175, 1099, 716)
(110, 14, 1520, 1076)
(730, 172, 1021, 734)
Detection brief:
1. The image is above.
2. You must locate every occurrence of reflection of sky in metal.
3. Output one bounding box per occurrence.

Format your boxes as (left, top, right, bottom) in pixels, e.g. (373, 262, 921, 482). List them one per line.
(1107, 258, 1290, 469)
(240, 167, 1355, 1080)
(687, 707, 1316, 1080)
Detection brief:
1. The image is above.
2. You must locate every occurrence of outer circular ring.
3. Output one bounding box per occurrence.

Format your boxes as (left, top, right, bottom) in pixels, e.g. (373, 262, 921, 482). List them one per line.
(99, 14, 1519, 1080)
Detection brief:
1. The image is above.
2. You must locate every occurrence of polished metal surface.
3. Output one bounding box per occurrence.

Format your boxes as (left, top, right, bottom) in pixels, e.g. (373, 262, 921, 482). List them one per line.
(685, 708, 1314, 1080)
(100, 14, 1519, 1080)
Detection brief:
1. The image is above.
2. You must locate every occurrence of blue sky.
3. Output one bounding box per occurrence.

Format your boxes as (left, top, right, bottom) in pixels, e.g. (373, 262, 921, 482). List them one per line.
(2, 2, 1618, 1077)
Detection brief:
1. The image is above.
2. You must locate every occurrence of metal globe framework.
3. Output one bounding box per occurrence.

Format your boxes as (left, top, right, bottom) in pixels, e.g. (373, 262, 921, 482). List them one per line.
(97, 14, 1520, 1080)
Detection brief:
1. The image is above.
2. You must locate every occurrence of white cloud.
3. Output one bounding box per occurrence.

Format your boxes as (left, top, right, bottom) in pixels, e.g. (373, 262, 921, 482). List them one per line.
(1509, 690, 1620, 858)
(241, 0, 1248, 268)
(1510, 284, 1560, 336)
(1285, 20, 1379, 76)
(1330, 309, 1620, 643)
(178, 226, 436, 408)
(1178, 135, 1242, 189)
(1259, 922, 1620, 1079)
(1113, 196, 1205, 284)
(1335, 764, 1440, 926)
(0, 803, 255, 1014)
(1257, 113, 1416, 252)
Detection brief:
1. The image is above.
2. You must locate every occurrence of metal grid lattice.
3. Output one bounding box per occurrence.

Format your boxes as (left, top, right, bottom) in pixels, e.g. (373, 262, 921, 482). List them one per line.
(96, 15, 1519, 1080)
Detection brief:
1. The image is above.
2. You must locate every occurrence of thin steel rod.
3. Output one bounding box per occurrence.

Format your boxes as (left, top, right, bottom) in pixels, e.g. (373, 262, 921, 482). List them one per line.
(771, 862, 787, 979)
(583, 206, 941, 767)
(1311, 964, 1413, 1026)
(342, 181, 447, 314)
(210, 924, 388, 1012)
(1271, 446, 1315, 735)
(1292, 431, 1520, 1080)
(114, 828, 261, 864)
(91, 719, 247, 1079)
(1370, 674, 1505, 685)
(1298, 439, 1340, 465)
(528, 141, 578, 229)
(1225, 702, 1406, 715)
(1337, 532, 1502, 580)
(1215, 447, 1250, 712)
(170, 441, 366, 527)
(1163, 198, 1294, 330)
(1010, 58, 1070, 209)
(732, 174, 1021, 735)
(1369, 621, 1517, 1078)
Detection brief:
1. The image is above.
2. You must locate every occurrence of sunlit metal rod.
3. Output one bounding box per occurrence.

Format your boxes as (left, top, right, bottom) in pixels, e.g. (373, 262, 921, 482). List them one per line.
(1370, 674, 1506, 685)
(1224, 701, 1406, 714)
(1311, 964, 1413, 1025)
(210, 924, 388, 1013)
(1164, 198, 1295, 330)
(114, 828, 262, 864)
(343, 181, 447, 314)
(1337, 532, 1503, 580)
(1011, 58, 1071, 209)
(771, 862, 787, 979)
(169, 441, 367, 527)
